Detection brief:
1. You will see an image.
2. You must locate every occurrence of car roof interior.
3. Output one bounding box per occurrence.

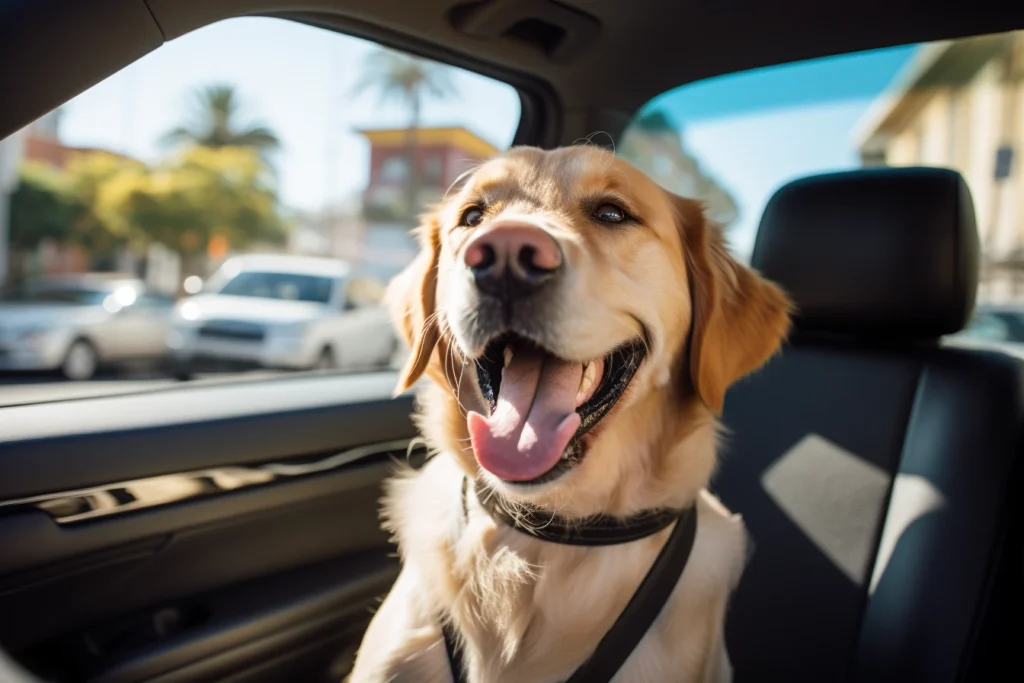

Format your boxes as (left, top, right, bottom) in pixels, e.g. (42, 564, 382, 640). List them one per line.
(2, 2, 1024, 683)
(3, 0, 1024, 145)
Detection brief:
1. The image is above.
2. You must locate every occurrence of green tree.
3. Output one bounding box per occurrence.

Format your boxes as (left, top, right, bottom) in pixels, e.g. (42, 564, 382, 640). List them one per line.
(6, 155, 131, 280)
(8, 155, 131, 252)
(64, 152, 143, 255)
(96, 146, 287, 274)
(8, 162, 84, 251)
(162, 85, 280, 153)
(352, 49, 458, 224)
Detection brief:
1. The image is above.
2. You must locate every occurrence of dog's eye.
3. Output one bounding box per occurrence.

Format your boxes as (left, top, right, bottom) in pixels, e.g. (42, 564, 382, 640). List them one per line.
(460, 207, 485, 227)
(594, 203, 627, 224)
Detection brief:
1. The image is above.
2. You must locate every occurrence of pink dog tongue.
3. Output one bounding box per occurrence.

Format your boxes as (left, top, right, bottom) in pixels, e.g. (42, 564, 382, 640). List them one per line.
(468, 347, 582, 482)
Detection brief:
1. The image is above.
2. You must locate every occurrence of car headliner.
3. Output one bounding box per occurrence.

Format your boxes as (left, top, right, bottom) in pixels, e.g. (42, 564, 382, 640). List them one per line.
(2, 0, 1023, 146)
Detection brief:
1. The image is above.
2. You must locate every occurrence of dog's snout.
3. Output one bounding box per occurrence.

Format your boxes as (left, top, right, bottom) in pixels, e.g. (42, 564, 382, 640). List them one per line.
(464, 223, 563, 299)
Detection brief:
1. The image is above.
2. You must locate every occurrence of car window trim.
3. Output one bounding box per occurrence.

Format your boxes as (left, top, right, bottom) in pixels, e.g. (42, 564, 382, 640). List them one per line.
(0, 371, 419, 500)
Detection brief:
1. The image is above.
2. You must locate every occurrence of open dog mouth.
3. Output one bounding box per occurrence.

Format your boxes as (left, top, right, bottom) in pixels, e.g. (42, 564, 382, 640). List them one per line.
(468, 333, 647, 485)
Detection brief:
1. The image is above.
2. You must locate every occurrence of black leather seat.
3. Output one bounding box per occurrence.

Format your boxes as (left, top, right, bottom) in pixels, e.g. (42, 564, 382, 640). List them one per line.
(716, 167, 1024, 683)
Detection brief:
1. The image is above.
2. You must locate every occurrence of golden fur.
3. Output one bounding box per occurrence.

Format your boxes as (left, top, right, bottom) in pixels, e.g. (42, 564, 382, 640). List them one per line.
(349, 145, 791, 683)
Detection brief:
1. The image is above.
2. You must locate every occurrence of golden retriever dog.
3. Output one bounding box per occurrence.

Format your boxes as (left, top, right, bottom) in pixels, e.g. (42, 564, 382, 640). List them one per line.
(349, 145, 790, 683)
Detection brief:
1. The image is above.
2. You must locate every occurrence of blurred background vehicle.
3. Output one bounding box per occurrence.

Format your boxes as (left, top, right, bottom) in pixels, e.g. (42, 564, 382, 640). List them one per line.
(945, 303, 1024, 360)
(0, 273, 173, 380)
(957, 303, 1024, 342)
(165, 254, 395, 379)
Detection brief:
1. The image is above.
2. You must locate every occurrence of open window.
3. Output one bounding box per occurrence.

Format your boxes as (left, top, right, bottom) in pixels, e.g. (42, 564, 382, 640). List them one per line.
(0, 15, 521, 395)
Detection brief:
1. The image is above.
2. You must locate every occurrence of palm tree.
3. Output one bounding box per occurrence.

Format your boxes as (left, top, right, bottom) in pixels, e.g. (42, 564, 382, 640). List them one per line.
(162, 85, 279, 152)
(352, 49, 458, 224)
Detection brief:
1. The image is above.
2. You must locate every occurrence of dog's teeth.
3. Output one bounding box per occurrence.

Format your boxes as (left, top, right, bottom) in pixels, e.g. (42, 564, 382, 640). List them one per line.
(503, 346, 514, 369)
(577, 361, 597, 405)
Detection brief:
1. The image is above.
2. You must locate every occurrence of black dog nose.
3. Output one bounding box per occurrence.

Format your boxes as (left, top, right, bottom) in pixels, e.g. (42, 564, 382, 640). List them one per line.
(463, 223, 563, 299)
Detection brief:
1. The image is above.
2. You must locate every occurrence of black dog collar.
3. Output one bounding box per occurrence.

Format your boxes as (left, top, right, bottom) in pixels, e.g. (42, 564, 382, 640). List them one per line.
(466, 477, 684, 546)
(444, 477, 698, 683)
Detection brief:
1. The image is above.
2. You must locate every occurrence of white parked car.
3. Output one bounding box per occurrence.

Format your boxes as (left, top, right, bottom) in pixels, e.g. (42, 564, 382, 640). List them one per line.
(166, 254, 397, 378)
(0, 274, 174, 380)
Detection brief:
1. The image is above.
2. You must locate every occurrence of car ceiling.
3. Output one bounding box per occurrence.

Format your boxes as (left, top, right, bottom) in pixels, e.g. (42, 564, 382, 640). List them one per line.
(2, 0, 1024, 144)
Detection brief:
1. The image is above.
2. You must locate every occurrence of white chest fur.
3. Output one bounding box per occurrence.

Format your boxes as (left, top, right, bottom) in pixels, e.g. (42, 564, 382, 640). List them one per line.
(348, 456, 748, 683)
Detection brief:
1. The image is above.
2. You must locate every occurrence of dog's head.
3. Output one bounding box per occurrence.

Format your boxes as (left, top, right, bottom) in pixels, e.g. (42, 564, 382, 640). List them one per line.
(388, 145, 790, 511)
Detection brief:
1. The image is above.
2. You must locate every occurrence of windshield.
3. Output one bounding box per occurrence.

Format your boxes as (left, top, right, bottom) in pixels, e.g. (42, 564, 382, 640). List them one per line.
(2, 287, 108, 306)
(215, 271, 335, 303)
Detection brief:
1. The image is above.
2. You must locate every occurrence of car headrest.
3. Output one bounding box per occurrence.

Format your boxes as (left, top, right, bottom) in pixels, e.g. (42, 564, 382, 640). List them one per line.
(751, 167, 979, 339)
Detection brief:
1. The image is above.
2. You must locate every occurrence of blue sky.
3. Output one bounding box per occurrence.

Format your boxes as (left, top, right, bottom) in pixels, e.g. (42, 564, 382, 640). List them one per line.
(651, 44, 917, 257)
(54, 16, 917, 257)
(57, 18, 521, 212)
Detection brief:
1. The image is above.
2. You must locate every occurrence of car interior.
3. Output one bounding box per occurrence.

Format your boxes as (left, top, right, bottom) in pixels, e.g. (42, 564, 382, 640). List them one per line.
(1, 1, 1023, 682)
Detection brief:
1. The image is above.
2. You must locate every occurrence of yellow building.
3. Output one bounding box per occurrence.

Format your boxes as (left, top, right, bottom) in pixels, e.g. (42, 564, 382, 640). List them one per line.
(855, 31, 1024, 301)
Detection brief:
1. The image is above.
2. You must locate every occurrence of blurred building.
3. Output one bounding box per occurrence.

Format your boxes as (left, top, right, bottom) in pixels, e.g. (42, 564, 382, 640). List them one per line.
(357, 126, 498, 220)
(3, 108, 148, 285)
(23, 109, 136, 170)
(355, 125, 499, 282)
(0, 128, 26, 286)
(1, 111, 96, 282)
(618, 110, 739, 228)
(289, 195, 366, 263)
(855, 32, 1024, 302)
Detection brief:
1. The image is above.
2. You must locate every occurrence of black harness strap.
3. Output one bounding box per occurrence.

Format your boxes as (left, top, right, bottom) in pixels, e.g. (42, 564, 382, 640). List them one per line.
(443, 480, 698, 683)
(443, 619, 467, 682)
(562, 504, 697, 682)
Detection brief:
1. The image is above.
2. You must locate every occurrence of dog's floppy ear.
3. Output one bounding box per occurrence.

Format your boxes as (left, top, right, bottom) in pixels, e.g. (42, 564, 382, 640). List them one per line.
(387, 214, 443, 395)
(675, 196, 791, 414)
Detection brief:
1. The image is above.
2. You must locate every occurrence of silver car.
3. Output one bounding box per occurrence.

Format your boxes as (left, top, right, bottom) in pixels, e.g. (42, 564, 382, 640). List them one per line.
(166, 254, 397, 377)
(0, 274, 174, 380)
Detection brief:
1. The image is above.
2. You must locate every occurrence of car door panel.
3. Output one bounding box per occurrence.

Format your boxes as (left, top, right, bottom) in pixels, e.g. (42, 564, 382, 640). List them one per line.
(19, 553, 397, 683)
(110, 301, 168, 360)
(0, 372, 421, 682)
(362, 307, 397, 366)
(0, 373, 411, 498)
(334, 307, 396, 369)
(0, 455, 401, 642)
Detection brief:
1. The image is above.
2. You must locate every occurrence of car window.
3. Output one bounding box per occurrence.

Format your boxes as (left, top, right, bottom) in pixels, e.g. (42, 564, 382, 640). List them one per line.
(619, 29, 1024, 347)
(135, 293, 175, 309)
(216, 271, 335, 304)
(0, 17, 520, 403)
